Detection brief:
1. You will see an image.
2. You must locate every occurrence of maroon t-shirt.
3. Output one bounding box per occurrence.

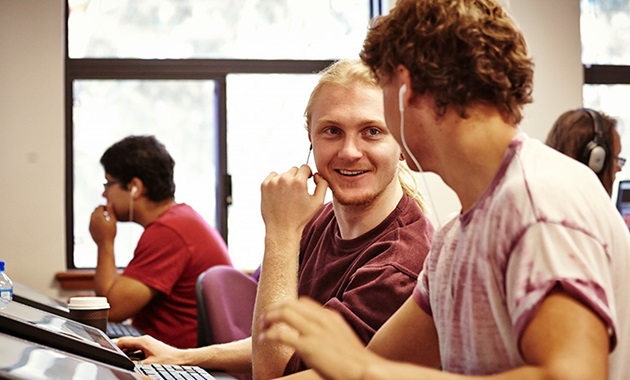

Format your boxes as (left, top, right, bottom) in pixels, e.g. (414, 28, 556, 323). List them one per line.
(284, 194, 434, 374)
(123, 203, 232, 348)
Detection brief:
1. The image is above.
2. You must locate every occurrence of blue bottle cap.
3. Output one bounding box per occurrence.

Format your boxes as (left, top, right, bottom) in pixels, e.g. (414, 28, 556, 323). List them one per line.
(0, 261, 4, 271)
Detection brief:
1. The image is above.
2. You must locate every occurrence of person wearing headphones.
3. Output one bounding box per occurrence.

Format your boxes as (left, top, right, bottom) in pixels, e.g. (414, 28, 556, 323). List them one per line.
(546, 108, 624, 196)
(89, 135, 232, 349)
(116, 59, 434, 379)
(257, 0, 630, 379)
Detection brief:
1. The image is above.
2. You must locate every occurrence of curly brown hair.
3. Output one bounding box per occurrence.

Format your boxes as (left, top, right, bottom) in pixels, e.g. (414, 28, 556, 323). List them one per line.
(360, 0, 534, 125)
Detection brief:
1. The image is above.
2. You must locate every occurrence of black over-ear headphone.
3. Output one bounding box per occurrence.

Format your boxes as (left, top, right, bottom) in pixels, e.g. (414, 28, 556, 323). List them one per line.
(579, 108, 608, 174)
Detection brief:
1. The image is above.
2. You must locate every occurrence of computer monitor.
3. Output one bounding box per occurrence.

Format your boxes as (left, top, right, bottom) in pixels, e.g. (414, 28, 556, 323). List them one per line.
(615, 180, 630, 228)
(0, 301, 135, 371)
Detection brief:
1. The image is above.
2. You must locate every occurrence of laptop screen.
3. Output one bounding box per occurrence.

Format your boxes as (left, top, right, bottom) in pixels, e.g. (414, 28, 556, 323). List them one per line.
(0, 332, 140, 380)
(616, 180, 630, 228)
(12, 282, 70, 317)
(0, 301, 135, 371)
(11, 283, 144, 340)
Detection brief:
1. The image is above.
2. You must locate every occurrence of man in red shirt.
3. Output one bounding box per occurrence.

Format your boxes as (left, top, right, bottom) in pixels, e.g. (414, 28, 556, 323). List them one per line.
(90, 135, 232, 348)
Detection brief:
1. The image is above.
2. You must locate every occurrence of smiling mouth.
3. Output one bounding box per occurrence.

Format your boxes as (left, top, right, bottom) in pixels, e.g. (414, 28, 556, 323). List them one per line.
(337, 169, 368, 176)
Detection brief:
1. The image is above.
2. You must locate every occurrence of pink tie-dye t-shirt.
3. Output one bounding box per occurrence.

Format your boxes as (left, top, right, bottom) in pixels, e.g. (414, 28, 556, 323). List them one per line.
(413, 132, 630, 378)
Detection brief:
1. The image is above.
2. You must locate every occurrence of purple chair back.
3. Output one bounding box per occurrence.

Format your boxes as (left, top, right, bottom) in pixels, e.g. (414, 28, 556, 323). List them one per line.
(196, 265, 258, 347)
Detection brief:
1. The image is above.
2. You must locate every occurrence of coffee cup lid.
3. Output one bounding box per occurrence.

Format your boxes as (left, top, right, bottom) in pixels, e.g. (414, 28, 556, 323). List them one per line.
(68, 296, 110, 310)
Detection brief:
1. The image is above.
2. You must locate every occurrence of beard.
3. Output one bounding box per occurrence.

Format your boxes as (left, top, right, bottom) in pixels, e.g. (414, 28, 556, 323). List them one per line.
(330, 184, 383, 207)
(326, 167, 400, 208)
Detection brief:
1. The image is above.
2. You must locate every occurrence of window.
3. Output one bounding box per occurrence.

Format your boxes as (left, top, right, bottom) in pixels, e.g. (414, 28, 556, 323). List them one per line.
(66, 0, 384, 270)
(68, 0, 373, 60)
(72, 79, 219, 268)
(581, 0, 630, 187)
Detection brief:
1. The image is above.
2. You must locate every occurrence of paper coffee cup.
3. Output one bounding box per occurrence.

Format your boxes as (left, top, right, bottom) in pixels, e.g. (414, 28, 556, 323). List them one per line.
(68, 296, 110, 333)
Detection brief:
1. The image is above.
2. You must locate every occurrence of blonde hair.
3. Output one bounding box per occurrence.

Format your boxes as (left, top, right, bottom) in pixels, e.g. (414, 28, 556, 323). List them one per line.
(305, 59, 427, 211)
(305, 59, 378, 133)
(398, 160, 427, 212)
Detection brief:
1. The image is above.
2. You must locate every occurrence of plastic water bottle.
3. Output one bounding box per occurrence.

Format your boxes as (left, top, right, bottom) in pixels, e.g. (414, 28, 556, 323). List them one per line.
(0, 261, 13, 309)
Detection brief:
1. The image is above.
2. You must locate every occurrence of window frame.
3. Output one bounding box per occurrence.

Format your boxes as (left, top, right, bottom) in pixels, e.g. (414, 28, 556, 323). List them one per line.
(64, 2, 384, 269)
(584, 65, 630, 85)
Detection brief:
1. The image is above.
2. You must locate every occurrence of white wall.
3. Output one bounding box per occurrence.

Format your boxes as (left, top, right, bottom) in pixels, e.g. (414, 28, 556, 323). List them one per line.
(407, 0, 583, 228)
(509, 0, 583, 136)
(0, 0, 581, 298)
(0, 1, 66, 297)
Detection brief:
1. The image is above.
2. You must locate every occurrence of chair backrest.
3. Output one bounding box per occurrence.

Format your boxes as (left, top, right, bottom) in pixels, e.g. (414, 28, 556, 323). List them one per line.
(196, 265, 258, 347)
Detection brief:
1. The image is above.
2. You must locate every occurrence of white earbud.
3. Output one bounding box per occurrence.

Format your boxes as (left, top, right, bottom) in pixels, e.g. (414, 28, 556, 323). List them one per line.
(129, 186, 137, 222)
(398, 84, 408, 112)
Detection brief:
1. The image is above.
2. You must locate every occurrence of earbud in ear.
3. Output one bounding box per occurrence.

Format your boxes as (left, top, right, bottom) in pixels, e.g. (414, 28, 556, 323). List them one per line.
(398, 84, 408, 112)
(130, 186, 138, 197)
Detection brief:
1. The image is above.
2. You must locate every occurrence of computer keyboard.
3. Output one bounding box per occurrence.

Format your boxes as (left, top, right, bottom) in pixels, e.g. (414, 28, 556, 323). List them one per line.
(136, 363, 216, 379)
(107, 322, 143, 338)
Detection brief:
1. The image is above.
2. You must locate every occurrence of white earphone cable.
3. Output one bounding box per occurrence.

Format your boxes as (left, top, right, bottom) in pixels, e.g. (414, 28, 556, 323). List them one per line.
(129, 191, 134, 223)
(399, 98, 442, 228)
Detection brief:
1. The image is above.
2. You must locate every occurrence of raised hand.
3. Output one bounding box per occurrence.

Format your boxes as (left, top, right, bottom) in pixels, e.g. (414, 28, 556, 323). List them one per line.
(89, 203, 117, 246)
(260, 165, 328, 235)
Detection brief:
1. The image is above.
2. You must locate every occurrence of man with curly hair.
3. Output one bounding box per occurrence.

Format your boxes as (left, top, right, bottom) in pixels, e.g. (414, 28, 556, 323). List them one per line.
(259, 0, 630, 379)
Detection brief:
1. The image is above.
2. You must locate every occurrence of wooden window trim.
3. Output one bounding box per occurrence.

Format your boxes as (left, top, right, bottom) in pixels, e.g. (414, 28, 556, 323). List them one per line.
(55, 268, 255, 290)
(55, 270, 97, 290)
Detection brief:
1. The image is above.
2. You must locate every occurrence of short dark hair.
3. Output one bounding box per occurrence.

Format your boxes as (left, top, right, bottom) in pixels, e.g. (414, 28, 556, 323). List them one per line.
(360, 0, 534, 125)
(100, 135, 175, 201)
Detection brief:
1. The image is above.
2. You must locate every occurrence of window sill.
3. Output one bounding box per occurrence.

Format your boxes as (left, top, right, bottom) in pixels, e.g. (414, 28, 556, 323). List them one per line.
(55, 270, 96, 290)
(56, 268, 254, 290)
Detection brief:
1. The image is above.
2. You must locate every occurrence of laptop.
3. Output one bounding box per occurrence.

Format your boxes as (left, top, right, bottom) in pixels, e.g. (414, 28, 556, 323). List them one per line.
(0, 331, 222, 380)
(0, 331, 142, 379)
(0, 301, 226, 379)
(616, 180, 630, 229)
(0, 301, 136, 371)
(12, 282, 143, 338)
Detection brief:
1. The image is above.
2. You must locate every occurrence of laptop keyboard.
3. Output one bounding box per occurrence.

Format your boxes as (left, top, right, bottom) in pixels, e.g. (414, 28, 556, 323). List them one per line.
(107, 322, 142, 338)
(136, 363, 216, 379)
